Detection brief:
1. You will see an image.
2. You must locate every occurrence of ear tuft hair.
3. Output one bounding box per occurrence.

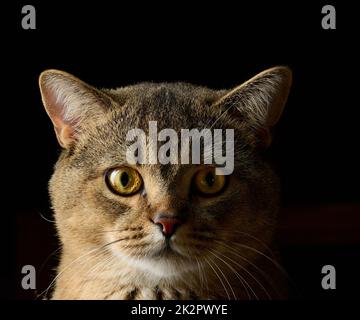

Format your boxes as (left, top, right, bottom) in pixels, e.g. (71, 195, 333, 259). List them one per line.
(39, 70, 113, 148)
(214, 66, 292, 128)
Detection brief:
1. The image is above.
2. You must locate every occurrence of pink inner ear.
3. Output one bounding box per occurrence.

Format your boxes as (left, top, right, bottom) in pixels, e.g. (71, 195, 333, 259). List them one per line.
(52, 117, 75, 148)
(41, 78, 79, 147)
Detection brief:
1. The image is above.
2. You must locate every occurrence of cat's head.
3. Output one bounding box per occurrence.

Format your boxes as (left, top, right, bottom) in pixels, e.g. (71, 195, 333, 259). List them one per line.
(39, 67, 291, 279)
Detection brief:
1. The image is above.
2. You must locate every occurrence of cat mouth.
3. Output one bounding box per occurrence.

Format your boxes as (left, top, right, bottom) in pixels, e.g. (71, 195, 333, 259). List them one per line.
(152, 239, 182, 259)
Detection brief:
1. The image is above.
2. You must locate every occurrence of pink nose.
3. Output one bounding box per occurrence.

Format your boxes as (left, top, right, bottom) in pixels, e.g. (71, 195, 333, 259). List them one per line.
(153, 214, 181, 238)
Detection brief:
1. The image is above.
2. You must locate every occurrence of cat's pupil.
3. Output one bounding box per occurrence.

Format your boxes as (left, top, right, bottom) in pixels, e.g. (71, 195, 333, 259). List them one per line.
(120, 172, 129, 186)
(205, 172, 215, 187)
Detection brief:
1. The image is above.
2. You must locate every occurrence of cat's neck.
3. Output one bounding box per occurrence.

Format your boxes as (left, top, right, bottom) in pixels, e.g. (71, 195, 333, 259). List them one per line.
(50, 242, 287, 300)
(51, 248, 240, 299)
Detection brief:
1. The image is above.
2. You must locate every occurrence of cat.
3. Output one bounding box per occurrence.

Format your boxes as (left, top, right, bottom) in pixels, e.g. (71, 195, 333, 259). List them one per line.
(38, 66, 292, 300)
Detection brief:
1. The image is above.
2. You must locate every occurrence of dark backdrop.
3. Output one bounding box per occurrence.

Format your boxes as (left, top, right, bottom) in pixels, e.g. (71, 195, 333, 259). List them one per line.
(3, 1, 359, 300)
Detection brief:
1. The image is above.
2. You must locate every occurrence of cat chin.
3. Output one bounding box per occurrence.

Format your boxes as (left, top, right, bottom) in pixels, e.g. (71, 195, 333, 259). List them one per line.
(136, 257, 195, 279)
(112, 247, 195, 279)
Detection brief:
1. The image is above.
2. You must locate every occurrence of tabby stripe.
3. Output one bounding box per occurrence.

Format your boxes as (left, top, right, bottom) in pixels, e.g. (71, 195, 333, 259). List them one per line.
(103, 286, 125, 300)
(189, 290, 199, 300)
(155, 286, 163, 300)
(173, 288, 181, 299)
(125, 287, 138, 300)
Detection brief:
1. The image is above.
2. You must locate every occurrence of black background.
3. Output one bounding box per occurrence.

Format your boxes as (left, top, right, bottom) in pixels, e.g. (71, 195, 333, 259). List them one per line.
(2, 1, 360, 302)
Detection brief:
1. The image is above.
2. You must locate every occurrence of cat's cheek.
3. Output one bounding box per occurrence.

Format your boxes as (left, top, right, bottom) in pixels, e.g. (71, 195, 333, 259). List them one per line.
(91, 187, 145, 217)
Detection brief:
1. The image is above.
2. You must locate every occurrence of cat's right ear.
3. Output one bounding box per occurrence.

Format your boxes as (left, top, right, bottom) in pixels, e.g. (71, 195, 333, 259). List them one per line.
(39, 70, 114, 148)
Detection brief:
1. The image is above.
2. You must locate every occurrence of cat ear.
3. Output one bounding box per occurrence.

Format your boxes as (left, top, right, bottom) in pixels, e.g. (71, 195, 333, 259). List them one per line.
(39, 70, 114, 148)
(214, 66, 292, 129)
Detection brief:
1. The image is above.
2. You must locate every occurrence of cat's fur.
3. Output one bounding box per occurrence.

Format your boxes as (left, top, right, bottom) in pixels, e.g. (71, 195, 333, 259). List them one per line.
(39, 67, 292, 300)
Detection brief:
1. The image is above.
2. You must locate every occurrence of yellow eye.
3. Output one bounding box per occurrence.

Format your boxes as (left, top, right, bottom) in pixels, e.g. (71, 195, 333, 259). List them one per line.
(106, 167, 143, 196)
(193, 167, 227, 196)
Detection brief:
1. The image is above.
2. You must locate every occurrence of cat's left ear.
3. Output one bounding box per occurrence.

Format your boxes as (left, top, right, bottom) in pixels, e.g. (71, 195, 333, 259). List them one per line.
(213, 66, 292, 145)
(39, 70, 114, 148)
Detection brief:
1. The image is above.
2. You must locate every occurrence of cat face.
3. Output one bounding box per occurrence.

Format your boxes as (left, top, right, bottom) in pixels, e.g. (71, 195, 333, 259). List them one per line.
(39, 68, 291, 280)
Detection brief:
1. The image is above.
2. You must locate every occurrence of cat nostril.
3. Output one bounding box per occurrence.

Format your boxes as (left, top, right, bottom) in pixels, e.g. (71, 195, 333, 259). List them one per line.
(152, 214, 181, 238)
